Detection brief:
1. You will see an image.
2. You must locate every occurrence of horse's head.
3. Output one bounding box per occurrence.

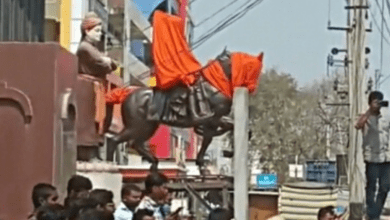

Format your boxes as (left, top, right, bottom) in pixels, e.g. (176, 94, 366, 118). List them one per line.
(216, 47, 233, 80)
(217, 46, 231, 60)
(203, 50, 264, 99)
(229, 52, 264, 94)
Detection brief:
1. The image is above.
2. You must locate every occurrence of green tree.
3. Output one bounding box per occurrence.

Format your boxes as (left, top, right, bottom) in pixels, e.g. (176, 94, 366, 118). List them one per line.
(248, 69, 348, 183)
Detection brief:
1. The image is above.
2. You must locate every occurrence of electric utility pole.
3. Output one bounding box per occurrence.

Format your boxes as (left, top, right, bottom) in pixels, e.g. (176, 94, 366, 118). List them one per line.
(347, 0, 369, 219)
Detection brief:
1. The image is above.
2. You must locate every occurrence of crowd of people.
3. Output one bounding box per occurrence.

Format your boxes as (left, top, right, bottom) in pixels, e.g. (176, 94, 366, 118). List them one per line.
(28, 172, 233, 220)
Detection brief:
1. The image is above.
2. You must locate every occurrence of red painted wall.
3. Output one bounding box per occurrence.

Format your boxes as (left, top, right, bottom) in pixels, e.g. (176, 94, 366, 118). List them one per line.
(149, 125, 171, 158)
(186, 129, 197, 159)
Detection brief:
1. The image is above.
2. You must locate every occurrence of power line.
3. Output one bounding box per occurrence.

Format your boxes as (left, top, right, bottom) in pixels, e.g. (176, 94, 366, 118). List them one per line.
(194, 0, 239, 27)
(192, 0, 265, 49)
(380, 0, 385, 85)
(373, 0, 390, 39)
(193, 0, 258, 42)
(372, 0, 390, 87)
(369, 7, 390, 45)
(193, 0, 255, 35)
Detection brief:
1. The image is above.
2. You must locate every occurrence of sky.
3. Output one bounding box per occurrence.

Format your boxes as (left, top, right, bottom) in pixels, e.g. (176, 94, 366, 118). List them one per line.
(132, 0, 390, 99)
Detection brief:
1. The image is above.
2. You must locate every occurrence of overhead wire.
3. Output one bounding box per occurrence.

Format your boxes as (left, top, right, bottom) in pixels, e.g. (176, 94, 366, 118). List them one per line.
(194, 0, 239, 27)
(372, 0, 390, 86)
(192, 0, 265, 49)
(368, 6, 390, 45)
(380, 0, 385, 86)
(372, 0, 390, 39)
(193, 0, 261, 45)
(191, 0, 256, 41)
(379, 0, 390, 86)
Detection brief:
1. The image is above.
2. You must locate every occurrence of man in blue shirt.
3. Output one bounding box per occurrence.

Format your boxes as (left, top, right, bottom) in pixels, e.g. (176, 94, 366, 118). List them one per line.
(114, 184, 142, 220)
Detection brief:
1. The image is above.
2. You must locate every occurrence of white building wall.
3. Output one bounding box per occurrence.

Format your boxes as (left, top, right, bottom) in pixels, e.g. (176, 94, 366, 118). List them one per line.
(77, 162, 123, 206)
(205, 133, 232, 175)
(70, 0, 89, 54)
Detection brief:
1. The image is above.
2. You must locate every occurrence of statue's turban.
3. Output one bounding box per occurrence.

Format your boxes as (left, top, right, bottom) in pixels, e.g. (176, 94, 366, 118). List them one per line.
(81, 12, 102, 33)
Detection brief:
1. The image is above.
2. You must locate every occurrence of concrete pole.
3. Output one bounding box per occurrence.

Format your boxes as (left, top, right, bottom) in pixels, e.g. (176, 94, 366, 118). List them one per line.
(233, 88, 249, 220)
(348, 0, 367, 219)
(123, 0, 131, 85)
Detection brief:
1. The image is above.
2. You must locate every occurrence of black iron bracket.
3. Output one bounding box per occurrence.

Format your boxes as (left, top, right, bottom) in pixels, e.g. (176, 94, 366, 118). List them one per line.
(345, 5, 369, 9)
(328, 26, 352, 31)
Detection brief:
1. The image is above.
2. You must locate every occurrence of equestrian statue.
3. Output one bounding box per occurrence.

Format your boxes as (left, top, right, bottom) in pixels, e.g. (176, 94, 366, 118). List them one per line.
(105, 11, 264, 171)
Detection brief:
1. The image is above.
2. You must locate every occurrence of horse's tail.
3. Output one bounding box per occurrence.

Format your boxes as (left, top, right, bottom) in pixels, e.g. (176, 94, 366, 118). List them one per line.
(105, 86, 140, 105)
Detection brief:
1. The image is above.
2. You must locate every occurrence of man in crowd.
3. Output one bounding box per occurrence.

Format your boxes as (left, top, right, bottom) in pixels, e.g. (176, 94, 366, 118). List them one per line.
(355, 91, 390, 220)
(133, 209, 155, 220)
(114, 184, 142, 220)
(35, 204, 66, 220)
(136, 172, 178, 220)
(28, 183, 59, 220)
(75, 209, 114, 220)
(89, 189, 116, 215)
(64, 175, 93, 207)
(317, 206, 343, 220)
(65, 198, 100, 220)
(207, 208, 233, 220)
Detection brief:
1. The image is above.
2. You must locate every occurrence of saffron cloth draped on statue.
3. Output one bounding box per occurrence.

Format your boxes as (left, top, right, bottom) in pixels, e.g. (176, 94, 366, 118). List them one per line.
(153, 11, 263, 98)
(153, 11, 202, 89)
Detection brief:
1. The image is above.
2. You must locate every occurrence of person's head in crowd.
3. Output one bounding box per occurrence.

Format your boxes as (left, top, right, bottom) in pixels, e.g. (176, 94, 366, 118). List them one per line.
(208, 208, 233, 220)
(133, 209, 155, 220)
(317, 206, 336, 220)
(32, 183, 59, 210)
(75, 209, 114, 220)
(121, 184, 142, 210)
(144, 172, 169, 205)
(65, 198, 99, 220)
(67, 175, 93, 199)
(89, 189, 115, 214)
(36, 204, 66, 220)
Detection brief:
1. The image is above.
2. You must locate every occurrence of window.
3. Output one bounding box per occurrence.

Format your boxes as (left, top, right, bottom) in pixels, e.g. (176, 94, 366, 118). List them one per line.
(171, 134, 178, 158)
(184, 141, 190, 150)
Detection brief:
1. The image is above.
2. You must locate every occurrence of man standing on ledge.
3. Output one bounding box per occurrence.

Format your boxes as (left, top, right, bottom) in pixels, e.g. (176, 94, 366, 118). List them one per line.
(355, 91, 390, 220)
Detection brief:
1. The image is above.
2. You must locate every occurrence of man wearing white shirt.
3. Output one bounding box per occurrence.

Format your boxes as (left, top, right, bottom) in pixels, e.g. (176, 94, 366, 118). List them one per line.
(114, 184, 142, 220)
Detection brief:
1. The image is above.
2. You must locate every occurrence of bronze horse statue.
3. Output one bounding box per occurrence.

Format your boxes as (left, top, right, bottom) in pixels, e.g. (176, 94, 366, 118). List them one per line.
(107, 49, 263, 171)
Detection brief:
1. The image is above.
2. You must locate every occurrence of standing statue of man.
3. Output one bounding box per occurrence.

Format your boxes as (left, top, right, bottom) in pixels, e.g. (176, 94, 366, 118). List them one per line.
(77, 12, 117, 137)
(77, 12, 117, 78)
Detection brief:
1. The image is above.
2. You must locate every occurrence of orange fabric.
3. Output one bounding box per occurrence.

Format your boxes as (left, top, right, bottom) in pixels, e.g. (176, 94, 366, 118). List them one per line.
(152, 11, 264, 98)
(202, 61, 232, 98)
(153, 11, 202, 89)
(78, 74, 107, 135)
(202, 53, 264, 98)
(93, 81, 106, 135)
(231, 52, 264, 95)
(105, 87, 139, 104)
